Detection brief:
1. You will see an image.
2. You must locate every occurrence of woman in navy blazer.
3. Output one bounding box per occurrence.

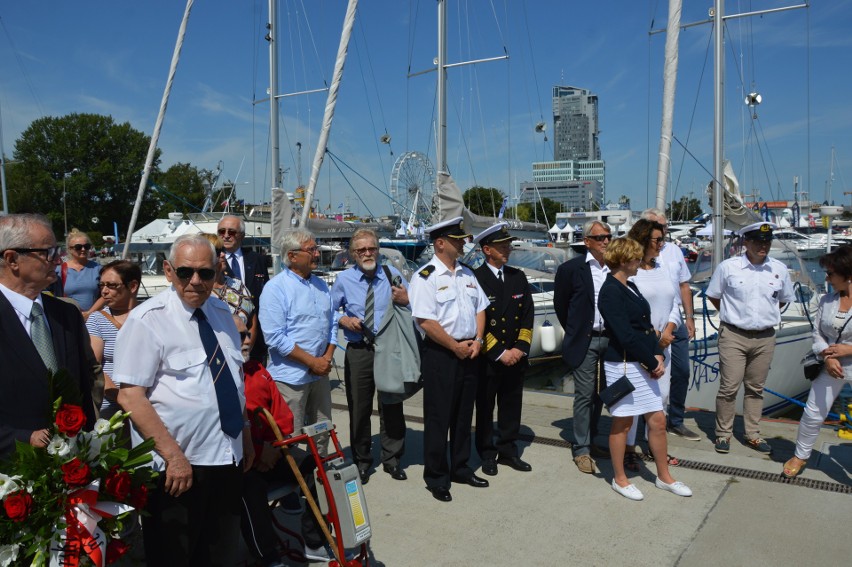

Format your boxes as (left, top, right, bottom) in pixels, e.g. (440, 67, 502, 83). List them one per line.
(598, 238, 691, 501)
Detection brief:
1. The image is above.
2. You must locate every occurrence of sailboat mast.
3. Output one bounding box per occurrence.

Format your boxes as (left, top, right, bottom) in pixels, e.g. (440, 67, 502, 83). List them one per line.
(269, 0, 281, 195)
(436, 0, 448, 175)
(712, 0, 726, 268)
(655, 0, 682, 211)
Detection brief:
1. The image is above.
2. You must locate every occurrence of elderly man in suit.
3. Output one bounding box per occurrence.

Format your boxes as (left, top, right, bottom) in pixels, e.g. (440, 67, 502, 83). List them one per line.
(218, 214, 270, 361)
(472, 223, 534, 476)
(0, 213, 97, 461)
(554, 220, 613, 474)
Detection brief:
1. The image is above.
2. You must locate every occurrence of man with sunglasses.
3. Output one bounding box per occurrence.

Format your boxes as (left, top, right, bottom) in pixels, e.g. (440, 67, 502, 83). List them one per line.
(0, 214, 98, 461)
(554, 220, 613, 474)
(116, 234, 253, 565)
(331, 229, 410, 485)
(218, 215, 270, 362)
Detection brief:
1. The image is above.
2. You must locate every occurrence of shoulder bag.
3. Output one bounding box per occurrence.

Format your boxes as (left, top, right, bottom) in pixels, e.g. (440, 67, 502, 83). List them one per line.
(803, 313, 852, 381)
(598, 352, 635, 409)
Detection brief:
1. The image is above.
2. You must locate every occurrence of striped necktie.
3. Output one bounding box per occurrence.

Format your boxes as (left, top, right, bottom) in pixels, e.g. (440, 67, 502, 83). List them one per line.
(364, 278, 375, 335)
(31, 302, 59, 373)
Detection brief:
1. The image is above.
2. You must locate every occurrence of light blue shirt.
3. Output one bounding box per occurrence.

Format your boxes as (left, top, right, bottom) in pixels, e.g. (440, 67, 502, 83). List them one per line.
(60, 261, 100, 311)
(331, 263, 408, 343)
(259, 267, 337, 385)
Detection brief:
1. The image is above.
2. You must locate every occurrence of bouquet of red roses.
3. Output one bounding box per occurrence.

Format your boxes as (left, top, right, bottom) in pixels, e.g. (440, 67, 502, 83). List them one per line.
(0, 396, 157, 567)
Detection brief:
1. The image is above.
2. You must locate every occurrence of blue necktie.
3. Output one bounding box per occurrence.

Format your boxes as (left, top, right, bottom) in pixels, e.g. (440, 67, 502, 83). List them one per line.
(195, 309, 243, 438)
(229, 254, 242, 280)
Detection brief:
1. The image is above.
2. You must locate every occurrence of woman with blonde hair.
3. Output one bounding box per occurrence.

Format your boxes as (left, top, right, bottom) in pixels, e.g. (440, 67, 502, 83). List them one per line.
(59, 229, 105, 319)
(598, 237, 691, 501)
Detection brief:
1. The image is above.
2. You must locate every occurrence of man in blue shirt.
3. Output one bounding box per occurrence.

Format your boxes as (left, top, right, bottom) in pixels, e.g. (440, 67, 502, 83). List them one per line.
(259, 230, 336, 454)
(332, 229, 410, 484)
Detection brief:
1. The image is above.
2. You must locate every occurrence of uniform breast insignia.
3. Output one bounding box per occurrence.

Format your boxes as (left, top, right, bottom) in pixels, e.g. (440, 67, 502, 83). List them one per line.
(512, 293, 523, 299)
(418, 266, 433, 279)
(487, 295, 496, 303)
(437, 285, 448, 291)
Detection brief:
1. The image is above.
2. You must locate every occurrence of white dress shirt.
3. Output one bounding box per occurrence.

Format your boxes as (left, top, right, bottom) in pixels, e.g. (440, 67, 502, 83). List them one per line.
(586, 252, 609, 332)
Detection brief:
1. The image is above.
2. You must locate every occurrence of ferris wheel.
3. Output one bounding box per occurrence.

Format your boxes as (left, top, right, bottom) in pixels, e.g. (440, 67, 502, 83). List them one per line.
(389, 151, 436, 227)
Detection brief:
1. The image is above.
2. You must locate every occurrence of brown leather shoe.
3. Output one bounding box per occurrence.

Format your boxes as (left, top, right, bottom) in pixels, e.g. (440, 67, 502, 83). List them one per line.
(589, 444, 611, 460)
(573, 454, 596, 474)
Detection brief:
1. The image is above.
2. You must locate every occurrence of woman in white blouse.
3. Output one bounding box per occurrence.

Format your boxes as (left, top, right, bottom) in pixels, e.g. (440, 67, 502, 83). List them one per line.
(783, 245, 852, 478)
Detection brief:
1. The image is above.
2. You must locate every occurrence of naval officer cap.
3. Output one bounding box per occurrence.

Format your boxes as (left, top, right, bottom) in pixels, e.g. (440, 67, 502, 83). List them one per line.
(426, 216, 472, 240)
(473, 222, 518, 246)
(738, 221, 777, 241)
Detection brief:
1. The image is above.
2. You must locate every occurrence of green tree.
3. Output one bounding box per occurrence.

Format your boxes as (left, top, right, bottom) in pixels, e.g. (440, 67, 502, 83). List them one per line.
(666, 196, 704, 221)
(514, 197, 561, 225)
(463, 186, 505, 217)
(153, 163, 209, 214)
(11, 113, 161, 240)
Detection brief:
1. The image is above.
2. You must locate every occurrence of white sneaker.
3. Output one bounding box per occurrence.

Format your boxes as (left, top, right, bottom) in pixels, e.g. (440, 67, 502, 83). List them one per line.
(304, 545, 331, 562)
(611, 479, 644, 501)
(655, 478, 692, 497)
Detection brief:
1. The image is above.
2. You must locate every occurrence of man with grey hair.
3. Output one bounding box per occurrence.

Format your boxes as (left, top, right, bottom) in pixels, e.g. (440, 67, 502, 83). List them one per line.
(0, 213, 97, 461)
(259, 229, 336, 454)
(554, 219, 613, 474)
(641, 208, 700, 440)
(218, 214, 270, 361)
(116, 233, 253, 565)
(332, 228, 410, 483)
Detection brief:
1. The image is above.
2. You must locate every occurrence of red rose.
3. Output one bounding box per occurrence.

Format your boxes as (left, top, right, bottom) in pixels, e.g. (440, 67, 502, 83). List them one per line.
(105, 539, 130, 564)
(55, 404, 87, 436)
(104, 467, 132, 500)
(128, 484, 148, 510)
(61, 458, 91, 486)
(3, 491, 34, 522)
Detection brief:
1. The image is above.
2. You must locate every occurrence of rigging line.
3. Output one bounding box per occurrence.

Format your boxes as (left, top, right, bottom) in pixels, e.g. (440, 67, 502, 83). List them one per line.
(355, 15, 393, 147)
(645, 5, 652, 207)
(297, 0, 329, 86)
(753, 117, 782, 200)
(0, 16, 45, 118)
(326, 150, 416, 219)
(672, 134, 716, 183)
(448, 85, 478, 189)
(805, 2, 811, 200)
(521, 1, 546, 143)
(406, 0, 424, 153)
(325, 152, 376, 218)
(671, 26, 714, 205)
(351, 37, 391, 192)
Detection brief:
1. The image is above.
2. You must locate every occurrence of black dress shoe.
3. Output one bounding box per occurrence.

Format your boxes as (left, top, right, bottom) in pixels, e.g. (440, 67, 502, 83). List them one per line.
(382, 465, 408, 481)
(452, 474, 489, 488)
(497, 455, 532, 472)
(427, 486, 452, 502)
(481, 459, 498, 476)
(358, 468, 370, 484)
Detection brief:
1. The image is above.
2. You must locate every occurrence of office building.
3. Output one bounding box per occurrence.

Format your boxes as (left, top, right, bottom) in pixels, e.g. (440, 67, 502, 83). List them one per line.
(552, 86, 600, 161)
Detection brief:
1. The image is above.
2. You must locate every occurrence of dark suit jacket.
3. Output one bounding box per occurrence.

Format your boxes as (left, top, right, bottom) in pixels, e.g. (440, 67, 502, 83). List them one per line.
(553, 254, 598, 370)
(474, 264, 534, 372)
(598, 275, 663, 370)
(0, 292, 97, 461)
(224, 248, 270, 360)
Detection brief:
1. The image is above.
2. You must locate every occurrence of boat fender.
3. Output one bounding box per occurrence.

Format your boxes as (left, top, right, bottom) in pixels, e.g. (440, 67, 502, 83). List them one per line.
(539, 319, 557, 353)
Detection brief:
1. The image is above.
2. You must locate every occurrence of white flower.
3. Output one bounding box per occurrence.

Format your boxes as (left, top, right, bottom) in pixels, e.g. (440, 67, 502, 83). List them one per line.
(46, 437, 71, 459)
(93, 419, 111, 435)
(0, 473, 21, 500)
(86, 434, 113, 461)
(0, 543, 20, 567)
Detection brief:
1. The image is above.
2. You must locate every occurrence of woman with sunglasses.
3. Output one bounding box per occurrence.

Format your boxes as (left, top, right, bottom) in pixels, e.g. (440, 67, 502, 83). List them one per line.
(621, 219, 681, 471)
(59, 229, 105, 319)
(782, 245, 852, 478)
(202, 233, 257, 334)
(86, 260, 141, 418)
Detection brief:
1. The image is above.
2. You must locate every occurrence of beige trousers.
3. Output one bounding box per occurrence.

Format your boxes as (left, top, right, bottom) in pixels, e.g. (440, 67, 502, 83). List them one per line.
(714, 323, 776, 440)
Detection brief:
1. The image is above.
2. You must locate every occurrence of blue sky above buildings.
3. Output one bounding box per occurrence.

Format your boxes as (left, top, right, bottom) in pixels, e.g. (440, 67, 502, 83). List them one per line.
(1, 0, 850, 219)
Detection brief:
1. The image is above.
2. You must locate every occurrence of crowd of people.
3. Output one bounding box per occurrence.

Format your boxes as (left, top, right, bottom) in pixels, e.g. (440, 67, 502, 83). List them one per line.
(1, 208, 850, 565)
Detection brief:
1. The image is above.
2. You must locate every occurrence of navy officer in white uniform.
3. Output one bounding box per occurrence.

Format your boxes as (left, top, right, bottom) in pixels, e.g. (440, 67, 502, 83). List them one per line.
(706, 221, 794, 455)
(409, 216, 490, 502)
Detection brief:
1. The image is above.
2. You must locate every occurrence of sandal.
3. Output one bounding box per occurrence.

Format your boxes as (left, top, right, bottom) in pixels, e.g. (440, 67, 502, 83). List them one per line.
(641, 452, 680, 467)
(782, 457, 806, 479)
(624, 451, 641, 472)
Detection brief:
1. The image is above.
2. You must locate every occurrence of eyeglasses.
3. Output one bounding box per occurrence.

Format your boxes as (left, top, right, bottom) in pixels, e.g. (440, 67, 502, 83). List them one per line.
(353, 246, 379, 256)
(71, 243, 92, 251)
(650, 237, 665, 244)
(291, 246, 319, 255)
(825, 271, 836, 277)
(586, 234, 612, 242)
(4, 247, 62, 261)
(174, 266, 216, 281)
(97, 281, 125, 290)
(217, 228, 241, 237)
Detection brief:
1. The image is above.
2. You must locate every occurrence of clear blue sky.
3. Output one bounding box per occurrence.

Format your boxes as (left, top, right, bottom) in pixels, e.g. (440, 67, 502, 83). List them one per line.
(1, 1, 850, 220)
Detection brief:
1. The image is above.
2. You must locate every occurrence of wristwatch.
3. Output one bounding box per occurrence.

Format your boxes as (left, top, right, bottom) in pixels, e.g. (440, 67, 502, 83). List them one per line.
(475, 337, 484, 345)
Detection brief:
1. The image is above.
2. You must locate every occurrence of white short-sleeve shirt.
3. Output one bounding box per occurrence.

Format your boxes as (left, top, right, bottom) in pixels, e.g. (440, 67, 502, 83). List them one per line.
(113, 287, 245, 470)
(409, 257, 489, 339)
(705, 254, 795, 330)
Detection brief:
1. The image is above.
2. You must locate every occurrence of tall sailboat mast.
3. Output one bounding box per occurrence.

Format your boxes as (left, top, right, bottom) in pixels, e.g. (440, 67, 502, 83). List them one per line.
(711, 0, 726, 266)
(436, 0, 448, 175)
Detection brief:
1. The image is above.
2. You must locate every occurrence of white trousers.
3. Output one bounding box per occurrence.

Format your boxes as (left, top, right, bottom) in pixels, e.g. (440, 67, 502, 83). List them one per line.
(794, 372, 849, 460)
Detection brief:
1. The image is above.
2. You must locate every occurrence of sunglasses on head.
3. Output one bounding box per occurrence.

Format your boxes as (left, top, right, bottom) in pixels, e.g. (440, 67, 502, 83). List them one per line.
(586, 234, 612, 242)
(174, 266, 216, 281)
(217, 228, 241, 237)
(71, 243, 92, 251)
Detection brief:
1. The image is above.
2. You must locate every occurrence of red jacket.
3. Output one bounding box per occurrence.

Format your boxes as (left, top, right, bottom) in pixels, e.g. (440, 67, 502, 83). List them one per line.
(243, 359, 294, 456)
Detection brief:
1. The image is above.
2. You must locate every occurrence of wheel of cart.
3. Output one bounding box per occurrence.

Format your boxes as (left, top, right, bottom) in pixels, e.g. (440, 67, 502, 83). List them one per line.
(259, 409, 371, 566)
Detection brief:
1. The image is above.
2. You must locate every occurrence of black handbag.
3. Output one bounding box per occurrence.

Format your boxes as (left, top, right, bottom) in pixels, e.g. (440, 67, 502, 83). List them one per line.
(803, 314, 852, 381)
(598, 355, 635, 409)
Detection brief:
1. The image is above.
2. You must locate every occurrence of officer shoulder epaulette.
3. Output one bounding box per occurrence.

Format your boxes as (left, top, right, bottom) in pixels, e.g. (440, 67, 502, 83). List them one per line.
(418, 266, 433, 279)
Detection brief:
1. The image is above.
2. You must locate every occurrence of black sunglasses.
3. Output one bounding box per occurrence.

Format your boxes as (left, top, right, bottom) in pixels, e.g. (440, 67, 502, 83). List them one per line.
(71, 243, 92, 251)
(239, 331, 251, 341)
(174, 266, 216, 281)
(586, 234, 612, 242)
(217, 228, 241, 237)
